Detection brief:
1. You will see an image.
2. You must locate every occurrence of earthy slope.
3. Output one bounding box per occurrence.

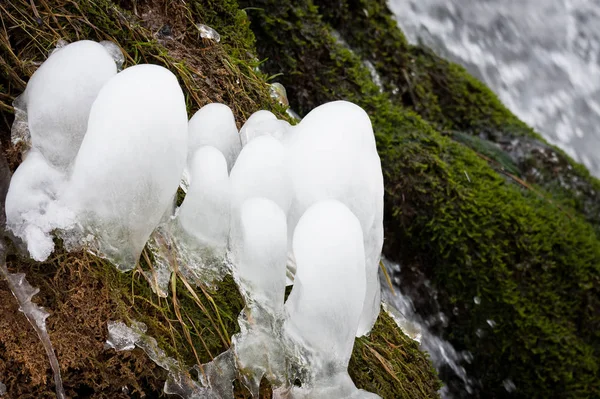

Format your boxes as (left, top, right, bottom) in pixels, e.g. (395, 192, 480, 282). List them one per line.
(0, 1, 441, 398)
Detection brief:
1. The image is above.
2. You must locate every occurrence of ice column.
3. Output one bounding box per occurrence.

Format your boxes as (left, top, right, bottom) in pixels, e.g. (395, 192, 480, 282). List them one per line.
(65, 64, 188, 271)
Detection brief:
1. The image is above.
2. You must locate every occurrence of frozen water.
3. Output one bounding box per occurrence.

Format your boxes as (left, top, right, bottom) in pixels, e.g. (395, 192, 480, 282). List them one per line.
(65, 64, 188, 271)
(178, 146, 230, 254)
(100, 41, 125, 71)
(229, 197, 288, 312)
(18, 40, 117, 169)
(239, 110, 291, 146)
(285, 200, 365, 369)
(188, 103, 241, 172)
(5, 150, 74, 261)
(287, 100, 384, 336)
(282, 200, 379, 398)
(0, 240, 65, 399)
(196, 24, 221, 42)
(230, 135, 292, 221)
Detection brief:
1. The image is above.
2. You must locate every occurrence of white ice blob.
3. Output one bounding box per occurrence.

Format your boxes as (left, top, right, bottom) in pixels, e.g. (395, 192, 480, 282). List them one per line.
(282, 200, 379, 398)
(21, 40, 118, 169)
(230, 135, 292, 225)
(287, 100, 384, 336)
(5, 150, 73, 261)
(177, 146, 230, 255)
(188, 103, 241, 172)
(239, 110, 291, 146)
(229, 197, 288, 312)
(65, 64, 188, 271)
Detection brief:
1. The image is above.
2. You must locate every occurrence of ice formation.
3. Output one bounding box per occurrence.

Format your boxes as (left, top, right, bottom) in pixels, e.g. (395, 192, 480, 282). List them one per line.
(228, 198, 288, 394)
(178, 146, 231, 254)
(15, 40, 118, 169)
(0, 240, 65, 399)
(5, 150, 73, 261)
(230, 135, 292, 220)
(280, 200, 380, 399)
(239, 110, 291, 146)
(65, 64, 188, 271)
(287, 101, 384, 336)
(188, 103, 241, 172)
(229, 197, 287, 308)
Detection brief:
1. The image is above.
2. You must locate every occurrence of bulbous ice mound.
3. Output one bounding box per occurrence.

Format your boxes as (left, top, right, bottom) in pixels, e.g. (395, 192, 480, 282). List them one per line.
(281, 200, 380, 398)
(239, 110, 291, 146)
(178, 146, 231, 254)
(287, 101, 384, 336)
(19, 40, 118, 169)
(230, 197, 288, 312)
(285, 200, 366, 370)
(230, 135, 292, 219)
(65, 64, 188, 271)
(188, 103, 241, 172)
(5, 150, 74, 261)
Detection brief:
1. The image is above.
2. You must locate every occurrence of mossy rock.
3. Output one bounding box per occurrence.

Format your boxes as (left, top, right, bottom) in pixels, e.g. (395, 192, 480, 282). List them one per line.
(0, 0, 441, 398)
(239, 0, 600, 397)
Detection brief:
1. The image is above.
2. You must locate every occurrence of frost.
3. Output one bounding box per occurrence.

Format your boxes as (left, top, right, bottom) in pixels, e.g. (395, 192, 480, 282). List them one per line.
(239, 110, 291, 147)
(196, 24, 221, 42)
(17, 40, 117, 170)
(280, 200, 380, 398)
(188, 103, 241, 172)
(286, 101, 384, 336)
(64, 64, 188, 271)
(0, 241, 65, 399)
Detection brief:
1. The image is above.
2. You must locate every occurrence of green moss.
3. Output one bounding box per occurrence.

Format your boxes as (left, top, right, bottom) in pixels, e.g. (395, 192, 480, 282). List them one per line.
(240, 0, 600, 397)
(0, 0, 440, 397)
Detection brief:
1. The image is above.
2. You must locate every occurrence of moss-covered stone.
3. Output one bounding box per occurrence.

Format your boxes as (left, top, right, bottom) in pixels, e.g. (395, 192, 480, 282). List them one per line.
(240, 0, 600, 397)
(0, 0, 441, 398)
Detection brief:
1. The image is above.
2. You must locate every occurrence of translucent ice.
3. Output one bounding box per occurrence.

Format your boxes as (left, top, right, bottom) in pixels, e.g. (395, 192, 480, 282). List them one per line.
(228, 198, 288, 394)
(229, 197, 287, 311)
(0, 241, 65, 399)
(65, 64, 188, 271)
(5, 150, 73, 261)
(230, 135, 292, 220)
(281, 200, 379, 398)
(178, 146, 231, 254)
(188, 103, 241, 171)
(18, 40, 117, 169)
(287, 100, 384, 336)
(239, 110, 291, 146)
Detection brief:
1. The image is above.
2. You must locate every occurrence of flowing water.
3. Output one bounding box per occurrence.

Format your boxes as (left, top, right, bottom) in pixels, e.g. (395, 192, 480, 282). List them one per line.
(388, 0, 600, 177)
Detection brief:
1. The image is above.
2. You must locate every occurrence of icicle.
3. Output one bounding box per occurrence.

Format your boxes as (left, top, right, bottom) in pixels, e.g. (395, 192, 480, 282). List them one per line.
(0, 241, 65, 399)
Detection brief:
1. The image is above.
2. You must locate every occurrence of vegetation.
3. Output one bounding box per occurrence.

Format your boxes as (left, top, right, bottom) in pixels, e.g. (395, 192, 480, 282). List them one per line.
(239, 0, 600, 397)
(0, 0, 440, 398)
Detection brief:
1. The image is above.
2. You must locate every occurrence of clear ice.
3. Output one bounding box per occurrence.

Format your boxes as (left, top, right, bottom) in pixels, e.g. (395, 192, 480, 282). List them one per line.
(65, 64, 188, 271)
(0, 240, 66, 399)
(188, 103, 241, 172)
(286, 101, 384, 336)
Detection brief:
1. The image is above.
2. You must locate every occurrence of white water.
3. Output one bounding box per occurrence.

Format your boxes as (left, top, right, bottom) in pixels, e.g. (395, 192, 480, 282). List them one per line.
(379, 258, 476, 398)
(389, 0, 600, 177)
